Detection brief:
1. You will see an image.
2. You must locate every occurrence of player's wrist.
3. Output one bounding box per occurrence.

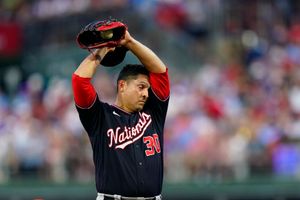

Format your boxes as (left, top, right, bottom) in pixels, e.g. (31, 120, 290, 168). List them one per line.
(89, 48, 107, 63)
(124, 37, 137, 50)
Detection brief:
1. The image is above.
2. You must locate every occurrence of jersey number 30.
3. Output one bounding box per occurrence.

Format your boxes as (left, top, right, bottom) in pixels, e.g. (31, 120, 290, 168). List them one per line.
(143, 134, 161, 156)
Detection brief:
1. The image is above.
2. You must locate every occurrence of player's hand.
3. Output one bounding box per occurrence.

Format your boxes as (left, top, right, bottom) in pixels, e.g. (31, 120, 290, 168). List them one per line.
(89, 47, 115, 65)
(119, 31, 133, 47)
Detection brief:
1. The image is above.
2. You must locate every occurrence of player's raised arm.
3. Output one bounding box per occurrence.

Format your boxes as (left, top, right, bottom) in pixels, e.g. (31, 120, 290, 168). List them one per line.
(120, 31, 166, 73)
(74, 47, 114, 78)
(72, 47, 114, 108)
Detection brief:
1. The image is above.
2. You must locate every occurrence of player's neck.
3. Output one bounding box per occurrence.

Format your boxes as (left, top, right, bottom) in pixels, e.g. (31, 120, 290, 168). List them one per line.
(115, 98, 133, 113)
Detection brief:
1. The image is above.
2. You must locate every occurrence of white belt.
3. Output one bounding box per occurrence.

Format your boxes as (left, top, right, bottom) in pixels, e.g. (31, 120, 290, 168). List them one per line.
(97, 192, 162, 200)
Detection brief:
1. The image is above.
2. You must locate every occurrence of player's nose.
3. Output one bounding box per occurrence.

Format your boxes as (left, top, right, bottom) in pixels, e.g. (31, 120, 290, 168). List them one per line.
(142, 89, 148, 99)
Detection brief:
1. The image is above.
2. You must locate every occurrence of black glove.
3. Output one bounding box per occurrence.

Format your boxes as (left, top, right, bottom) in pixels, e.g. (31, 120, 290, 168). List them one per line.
(77, 18, 128, 67)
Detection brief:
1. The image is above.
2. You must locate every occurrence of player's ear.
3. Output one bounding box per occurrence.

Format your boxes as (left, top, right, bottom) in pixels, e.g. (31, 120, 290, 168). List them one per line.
(118, 80, 126, 92)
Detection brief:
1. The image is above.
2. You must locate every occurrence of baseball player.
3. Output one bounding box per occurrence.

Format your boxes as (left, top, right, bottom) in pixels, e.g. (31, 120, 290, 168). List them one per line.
(72, 30, 170, 200)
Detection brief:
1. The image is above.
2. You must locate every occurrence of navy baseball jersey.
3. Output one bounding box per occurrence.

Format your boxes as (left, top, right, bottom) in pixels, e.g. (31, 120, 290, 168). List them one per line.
(72, 70, 170, 197)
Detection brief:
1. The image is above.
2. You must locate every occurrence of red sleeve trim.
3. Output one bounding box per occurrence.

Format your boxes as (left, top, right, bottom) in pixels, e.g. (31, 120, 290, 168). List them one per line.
(149, 68, 170, 101)
(72, 73, 97, 108)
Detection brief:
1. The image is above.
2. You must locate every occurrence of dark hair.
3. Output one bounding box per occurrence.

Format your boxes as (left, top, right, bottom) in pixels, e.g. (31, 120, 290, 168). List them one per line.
(117, 64, 149, 82)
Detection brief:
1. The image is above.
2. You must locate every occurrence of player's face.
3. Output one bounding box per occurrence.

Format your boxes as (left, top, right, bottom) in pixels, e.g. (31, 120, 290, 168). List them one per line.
(122, 74, 150, 112)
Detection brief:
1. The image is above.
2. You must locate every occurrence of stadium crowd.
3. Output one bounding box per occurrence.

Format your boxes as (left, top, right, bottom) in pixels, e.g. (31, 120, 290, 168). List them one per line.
(1, 0, 300, 184)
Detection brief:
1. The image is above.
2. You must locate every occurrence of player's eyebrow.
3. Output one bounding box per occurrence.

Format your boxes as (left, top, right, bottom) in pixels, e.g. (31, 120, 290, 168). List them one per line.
(138, 81, 150, 88)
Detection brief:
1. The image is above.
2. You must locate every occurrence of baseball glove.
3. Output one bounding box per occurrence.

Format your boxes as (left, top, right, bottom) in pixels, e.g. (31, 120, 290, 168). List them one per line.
(76, 18, 128, 67)
(76, 18, 127, 49)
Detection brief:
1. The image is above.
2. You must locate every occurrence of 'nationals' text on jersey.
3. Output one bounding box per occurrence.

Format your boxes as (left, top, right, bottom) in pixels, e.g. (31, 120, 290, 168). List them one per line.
(107, 112, 152, 149)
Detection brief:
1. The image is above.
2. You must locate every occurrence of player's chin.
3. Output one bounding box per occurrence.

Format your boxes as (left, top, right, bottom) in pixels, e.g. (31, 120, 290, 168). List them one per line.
(136, 103, 145, 111)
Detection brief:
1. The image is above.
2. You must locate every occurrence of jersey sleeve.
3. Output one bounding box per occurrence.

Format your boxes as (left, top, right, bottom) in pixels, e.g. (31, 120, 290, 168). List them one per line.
(72, 73, 97, 109)
(149, 68, 170, 101)
(145, 68, 170, 129)
(72, 73, 103, 137)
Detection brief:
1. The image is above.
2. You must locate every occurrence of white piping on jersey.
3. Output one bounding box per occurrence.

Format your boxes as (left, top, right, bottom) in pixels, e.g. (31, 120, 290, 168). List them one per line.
(75, 95, 98, 109)
(112, 104, 132, 114)
(150, 87, 170, 102)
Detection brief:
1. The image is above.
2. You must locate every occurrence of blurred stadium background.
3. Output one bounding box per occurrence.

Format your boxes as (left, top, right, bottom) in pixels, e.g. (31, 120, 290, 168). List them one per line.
(1, 0, 300, 199)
